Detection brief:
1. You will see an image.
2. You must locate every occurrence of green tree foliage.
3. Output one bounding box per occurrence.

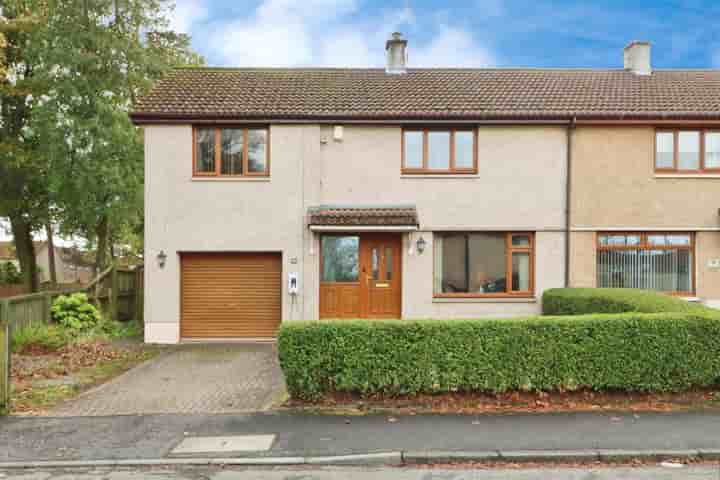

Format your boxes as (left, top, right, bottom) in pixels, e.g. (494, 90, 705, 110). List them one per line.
(1, 0, 203, 285)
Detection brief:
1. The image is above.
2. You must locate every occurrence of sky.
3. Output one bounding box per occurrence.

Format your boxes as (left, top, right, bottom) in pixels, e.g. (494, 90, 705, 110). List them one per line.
(166, 0, 720, 69)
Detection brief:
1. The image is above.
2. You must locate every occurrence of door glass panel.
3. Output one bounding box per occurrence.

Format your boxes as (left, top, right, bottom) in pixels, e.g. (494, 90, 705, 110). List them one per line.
(385, 247, 393, 281)
(512, 252, 530, 291)
(321, 236, 359, 282)
(221, 129, 244, 175)
(371, 248, 379, 280)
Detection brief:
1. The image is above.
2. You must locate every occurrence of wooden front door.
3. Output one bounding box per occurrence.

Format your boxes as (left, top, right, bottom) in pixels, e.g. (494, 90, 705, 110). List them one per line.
(319, 234, 402, 319)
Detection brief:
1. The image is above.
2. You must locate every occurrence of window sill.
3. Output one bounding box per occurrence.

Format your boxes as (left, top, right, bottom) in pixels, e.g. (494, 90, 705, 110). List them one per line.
(401, 174, 479, 179)
(433, 296, 537, 304)
(654, 174, 720, 179)
(191, 177, 271, 182)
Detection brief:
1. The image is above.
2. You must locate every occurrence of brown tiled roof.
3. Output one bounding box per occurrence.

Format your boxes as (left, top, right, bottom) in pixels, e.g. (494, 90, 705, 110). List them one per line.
(131, 67, 720, 123)
(308, 205, 418, 226)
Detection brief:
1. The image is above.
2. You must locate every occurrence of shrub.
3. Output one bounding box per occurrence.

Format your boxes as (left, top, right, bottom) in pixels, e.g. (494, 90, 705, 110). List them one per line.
(278, 313, 720, 401)
(0, 261, 21, 284)
(542, 288, 712, 316)
(11, 324, 68, 353)
(50, 293, 102, 334)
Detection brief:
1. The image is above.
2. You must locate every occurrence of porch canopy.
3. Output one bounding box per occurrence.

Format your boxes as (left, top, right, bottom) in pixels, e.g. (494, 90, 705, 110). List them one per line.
(308, 205, 419, 232)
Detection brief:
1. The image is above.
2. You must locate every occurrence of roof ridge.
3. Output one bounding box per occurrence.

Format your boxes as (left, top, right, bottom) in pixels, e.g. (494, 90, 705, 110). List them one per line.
(172, 66, 720, 73)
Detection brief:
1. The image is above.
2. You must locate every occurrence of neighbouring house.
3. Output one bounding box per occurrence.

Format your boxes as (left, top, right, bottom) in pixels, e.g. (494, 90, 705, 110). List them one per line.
(0, 240, 93, 285)
(131, 34, 720, 344)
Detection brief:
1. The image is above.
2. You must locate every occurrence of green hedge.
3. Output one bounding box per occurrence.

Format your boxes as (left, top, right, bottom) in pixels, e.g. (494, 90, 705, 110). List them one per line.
(542, 288, 711, 315)
(278, 312, 720, 400)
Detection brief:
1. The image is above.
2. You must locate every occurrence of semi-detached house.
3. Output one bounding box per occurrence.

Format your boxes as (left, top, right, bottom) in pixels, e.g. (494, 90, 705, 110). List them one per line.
(131, 35, 720, 343)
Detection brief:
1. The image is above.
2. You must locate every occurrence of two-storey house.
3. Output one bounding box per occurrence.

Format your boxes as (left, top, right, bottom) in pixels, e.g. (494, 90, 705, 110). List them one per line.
(131, 35, 720, 343)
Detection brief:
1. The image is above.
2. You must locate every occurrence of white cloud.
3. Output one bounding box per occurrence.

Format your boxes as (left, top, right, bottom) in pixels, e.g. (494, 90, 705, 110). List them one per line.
(203, 1, 496, 69)
(412, 26, 496, 67)
(167, 0, 209, 34)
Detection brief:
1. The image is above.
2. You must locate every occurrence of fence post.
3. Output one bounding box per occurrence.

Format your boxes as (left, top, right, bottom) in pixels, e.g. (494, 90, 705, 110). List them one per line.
(0, 310, 9, 412)
(110, 264, 119, 322)
(44, 292, 53, 324)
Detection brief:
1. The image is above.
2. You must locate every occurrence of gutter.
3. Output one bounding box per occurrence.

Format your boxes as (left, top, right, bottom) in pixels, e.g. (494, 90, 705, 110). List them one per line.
(564, 117, 577, 287)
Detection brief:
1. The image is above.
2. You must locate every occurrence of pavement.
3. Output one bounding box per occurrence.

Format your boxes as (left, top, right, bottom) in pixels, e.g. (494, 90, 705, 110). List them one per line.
(47, 343, 287, 416)
(2, 411, 720, 463)
(1, 465, 719, 480)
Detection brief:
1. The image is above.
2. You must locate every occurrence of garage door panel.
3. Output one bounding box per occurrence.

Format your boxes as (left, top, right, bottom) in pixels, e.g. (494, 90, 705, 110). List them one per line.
(181, 252, 281, 339)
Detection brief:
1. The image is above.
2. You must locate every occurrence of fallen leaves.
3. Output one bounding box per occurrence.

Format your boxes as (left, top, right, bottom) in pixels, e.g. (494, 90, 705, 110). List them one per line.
(285, 387, 720, 415)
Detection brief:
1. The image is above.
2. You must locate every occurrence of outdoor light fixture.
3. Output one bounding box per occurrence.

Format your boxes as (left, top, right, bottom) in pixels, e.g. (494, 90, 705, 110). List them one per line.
(416, 236, 427, 254)
(157, 250, 167, 268)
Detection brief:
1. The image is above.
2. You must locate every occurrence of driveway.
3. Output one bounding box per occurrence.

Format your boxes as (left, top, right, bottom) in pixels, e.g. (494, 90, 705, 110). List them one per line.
(48, 343, 286, 417)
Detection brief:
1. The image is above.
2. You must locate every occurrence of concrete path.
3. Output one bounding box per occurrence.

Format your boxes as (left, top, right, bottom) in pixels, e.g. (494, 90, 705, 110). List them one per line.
(48, 343, 286, 416)
(1, 466, 718, 480)
(2, 411, 720, 462)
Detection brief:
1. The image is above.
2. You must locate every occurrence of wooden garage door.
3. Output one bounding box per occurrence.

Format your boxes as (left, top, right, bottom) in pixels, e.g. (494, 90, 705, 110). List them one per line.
(181, 252, 281, 339)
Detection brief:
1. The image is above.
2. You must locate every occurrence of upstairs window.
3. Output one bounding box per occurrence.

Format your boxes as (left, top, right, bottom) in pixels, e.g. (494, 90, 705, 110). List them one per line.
(655, 129, 720, 173)
(194, 127, 269, 177)
(402, 128, 477, 174)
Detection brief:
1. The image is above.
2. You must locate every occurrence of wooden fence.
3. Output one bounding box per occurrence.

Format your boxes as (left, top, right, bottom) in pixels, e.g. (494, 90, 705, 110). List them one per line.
(0, 264, 143, 411)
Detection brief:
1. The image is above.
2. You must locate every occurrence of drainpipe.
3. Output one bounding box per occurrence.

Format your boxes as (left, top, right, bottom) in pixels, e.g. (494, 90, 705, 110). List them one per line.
(564, 117, 577, 287)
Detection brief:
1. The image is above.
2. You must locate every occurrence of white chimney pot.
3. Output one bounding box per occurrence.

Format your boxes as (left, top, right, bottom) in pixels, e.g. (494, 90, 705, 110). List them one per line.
(385, 32, 408, 74)
(624, 41, 652, 75)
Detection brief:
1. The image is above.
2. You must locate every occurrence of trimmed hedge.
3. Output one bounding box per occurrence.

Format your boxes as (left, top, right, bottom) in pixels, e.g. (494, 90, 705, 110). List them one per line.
(542, 288, 711, 315)
(278, 312, 720, 400)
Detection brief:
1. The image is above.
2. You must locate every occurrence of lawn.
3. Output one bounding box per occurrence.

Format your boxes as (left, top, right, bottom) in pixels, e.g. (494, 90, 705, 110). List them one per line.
(8, 321, 160, 415)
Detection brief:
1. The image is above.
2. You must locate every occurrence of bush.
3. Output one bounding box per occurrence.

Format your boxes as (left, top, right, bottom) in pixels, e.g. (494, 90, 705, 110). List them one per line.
(50, 293, 102, 334)
(11, 324, 68, 353)
(0, 261, 21, 284)
(542, 288, 712, 315)
(278, 313, 720, 400)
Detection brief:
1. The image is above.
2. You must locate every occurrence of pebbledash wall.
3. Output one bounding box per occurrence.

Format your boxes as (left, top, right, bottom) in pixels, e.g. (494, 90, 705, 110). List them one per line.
(568, 126, 720, 306)
(144, 124, 567, 343)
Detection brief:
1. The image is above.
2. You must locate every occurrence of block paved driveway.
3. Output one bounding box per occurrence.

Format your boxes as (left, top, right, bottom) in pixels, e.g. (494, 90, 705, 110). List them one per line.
(48, 343, 287, 417)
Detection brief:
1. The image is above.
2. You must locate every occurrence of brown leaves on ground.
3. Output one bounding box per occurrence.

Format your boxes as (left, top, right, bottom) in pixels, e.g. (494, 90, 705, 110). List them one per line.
(286, 388, 720, 415)
(10, 339, 155, 414)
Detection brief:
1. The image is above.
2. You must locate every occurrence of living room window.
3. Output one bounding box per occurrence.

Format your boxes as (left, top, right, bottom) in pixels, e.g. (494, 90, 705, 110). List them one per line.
(433, 232, 534, 297)
(193, 127, 269, 177)
(596, 232, 694, 295)
(402, 128, 477, 174)
(655, 129, 720, 173)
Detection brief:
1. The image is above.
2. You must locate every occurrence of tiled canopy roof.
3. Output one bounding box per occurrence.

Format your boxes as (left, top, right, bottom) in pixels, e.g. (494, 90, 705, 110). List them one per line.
(308, 205, 418, 226)
(131, 67, 720, 123)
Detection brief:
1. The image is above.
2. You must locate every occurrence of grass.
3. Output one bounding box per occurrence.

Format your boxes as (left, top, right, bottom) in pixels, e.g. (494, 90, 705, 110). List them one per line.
(8, 318, 157, 414)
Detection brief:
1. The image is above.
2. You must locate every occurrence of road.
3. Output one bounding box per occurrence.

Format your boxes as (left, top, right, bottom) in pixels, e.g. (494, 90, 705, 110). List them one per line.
(1, 465, 719, 479)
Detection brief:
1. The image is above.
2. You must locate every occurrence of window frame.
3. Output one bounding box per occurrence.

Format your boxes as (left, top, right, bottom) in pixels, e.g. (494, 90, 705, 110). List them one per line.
(192, 126, 270, 178)
(596, 231, 695, 296)
(402, 127, 478, 174)
(433, 231, 535, 299)
(654, 128, 720, 174)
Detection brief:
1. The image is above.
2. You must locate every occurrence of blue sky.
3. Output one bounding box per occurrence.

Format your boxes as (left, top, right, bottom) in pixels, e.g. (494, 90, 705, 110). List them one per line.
(167, 0, 720, 69)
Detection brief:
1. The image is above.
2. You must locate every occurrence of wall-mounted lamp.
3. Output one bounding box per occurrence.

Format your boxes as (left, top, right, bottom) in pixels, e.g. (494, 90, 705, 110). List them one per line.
(157, 250, 167, 268)
(416, 236, 427, 255)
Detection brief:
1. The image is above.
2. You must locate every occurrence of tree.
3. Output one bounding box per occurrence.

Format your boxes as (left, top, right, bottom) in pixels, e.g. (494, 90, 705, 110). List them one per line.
(0, 1, 48, 292)
(20, 0, 203, 275)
